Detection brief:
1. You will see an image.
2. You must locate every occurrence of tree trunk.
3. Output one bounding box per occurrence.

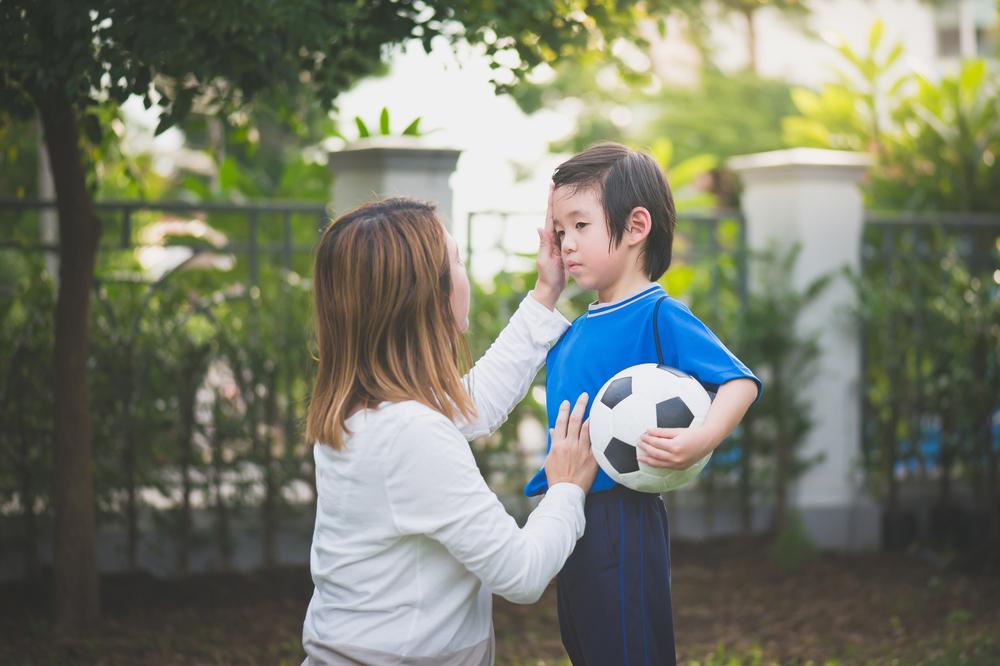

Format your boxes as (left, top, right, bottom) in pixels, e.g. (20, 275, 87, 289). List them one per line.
(40, 94, 101, 637)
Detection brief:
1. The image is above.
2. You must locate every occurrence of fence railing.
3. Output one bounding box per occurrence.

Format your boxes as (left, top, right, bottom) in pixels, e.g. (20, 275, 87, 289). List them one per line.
(0, 198, 329, 579)
(860, 210, 1000, 507)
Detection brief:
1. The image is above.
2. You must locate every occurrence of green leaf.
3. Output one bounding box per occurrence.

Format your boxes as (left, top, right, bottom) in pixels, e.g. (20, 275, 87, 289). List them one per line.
(958, 59, 986, 100)
(354, 116, 369, 138)
(650, 137, 673, 170)
(379, 106, 390, 135)
(402, 117, 421, 136)
(790, 88, 822, 116)
(667, 153, 717, 189)
(883, 43, 903, 70)
(218, 157, 240, 192)
(868, 19, 884, 54)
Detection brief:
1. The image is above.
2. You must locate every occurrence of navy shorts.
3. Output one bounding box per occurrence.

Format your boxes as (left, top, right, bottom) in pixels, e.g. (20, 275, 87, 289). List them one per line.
(556, 485, 676, 666)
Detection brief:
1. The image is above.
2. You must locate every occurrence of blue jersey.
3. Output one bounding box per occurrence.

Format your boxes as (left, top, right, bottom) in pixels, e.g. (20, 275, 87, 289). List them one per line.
(525, 284, 762, 496)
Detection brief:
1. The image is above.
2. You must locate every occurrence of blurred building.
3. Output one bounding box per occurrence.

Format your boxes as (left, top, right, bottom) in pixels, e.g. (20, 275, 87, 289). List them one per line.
(648, 0, 998, 88)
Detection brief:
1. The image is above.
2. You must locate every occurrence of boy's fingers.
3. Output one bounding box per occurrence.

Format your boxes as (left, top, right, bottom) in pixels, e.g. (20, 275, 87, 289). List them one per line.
(640, 434, 675, 451)
(638, 441, 673, 462)
(638, 454, 677, 469)
(648, 427, 682, 438)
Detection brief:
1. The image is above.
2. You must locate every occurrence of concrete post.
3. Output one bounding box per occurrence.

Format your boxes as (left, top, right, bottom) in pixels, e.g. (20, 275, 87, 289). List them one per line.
(728, 148, 879, 550)
(327, 136, 462, 230)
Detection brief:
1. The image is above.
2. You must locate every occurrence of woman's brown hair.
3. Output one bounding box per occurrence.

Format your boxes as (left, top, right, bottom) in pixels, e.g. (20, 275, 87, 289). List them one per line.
(306, 197, 476, 449)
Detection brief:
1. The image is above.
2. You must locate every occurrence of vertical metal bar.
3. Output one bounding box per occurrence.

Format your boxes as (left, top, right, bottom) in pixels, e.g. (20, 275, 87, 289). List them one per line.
(881, 224, 899, 476)
(248, 210, 259, 287)
(909, 225, 926, 477)
(120, 207, 132, 249)
(282, 211, 295, 452)
(247, 209, 260, 460)
(859, 219, 869, 470)
(708, 217, 721, 326)
(737, 211, 749, 317)
(282, 211, 293, 272)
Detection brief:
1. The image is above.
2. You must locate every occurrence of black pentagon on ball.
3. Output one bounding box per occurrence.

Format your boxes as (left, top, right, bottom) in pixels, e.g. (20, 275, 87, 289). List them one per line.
(600, 377, 632, 409)
(656, 397, 695, 428)
(657, 364, 692, 379)
(604, 437, 640, 474)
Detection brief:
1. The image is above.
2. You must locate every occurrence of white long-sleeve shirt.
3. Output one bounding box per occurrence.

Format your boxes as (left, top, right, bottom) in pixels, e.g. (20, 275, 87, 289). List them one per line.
(302, 294, 585, 665)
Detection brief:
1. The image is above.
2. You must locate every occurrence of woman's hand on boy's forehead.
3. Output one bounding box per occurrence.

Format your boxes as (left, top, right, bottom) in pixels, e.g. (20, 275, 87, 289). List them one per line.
(532, 182, 566, 307)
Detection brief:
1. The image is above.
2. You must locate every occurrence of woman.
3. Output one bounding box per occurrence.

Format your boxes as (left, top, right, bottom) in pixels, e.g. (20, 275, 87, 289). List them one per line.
(302, 194, 596, 665)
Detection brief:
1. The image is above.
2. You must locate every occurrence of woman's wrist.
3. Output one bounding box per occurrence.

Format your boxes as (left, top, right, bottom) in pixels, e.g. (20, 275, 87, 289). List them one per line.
(531, 283, 561, 310)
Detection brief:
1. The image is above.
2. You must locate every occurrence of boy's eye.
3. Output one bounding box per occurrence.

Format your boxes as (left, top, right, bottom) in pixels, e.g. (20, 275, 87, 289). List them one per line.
(575, 222, 588, 230)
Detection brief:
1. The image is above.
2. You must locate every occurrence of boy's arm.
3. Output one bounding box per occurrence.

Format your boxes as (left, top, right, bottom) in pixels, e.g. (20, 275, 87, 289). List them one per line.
(637, 377, 758, 470)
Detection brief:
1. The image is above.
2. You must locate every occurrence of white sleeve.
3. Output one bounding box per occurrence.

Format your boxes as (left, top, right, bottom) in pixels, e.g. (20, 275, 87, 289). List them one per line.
(385, 414, 585, 604)
(455, 293, 571, 440)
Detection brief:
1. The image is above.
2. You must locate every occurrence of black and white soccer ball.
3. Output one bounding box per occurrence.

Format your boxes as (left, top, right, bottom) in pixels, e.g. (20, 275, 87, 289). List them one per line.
(590, 363, 713, 493)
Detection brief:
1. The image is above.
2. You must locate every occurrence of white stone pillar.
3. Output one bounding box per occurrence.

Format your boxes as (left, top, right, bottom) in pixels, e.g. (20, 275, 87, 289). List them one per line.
(728, 148, 878, 550)
(327, 136, 462, 230)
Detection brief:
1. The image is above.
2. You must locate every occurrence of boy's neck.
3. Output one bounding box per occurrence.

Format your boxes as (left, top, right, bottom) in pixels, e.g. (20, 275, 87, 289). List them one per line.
(596, 271, 656, 305)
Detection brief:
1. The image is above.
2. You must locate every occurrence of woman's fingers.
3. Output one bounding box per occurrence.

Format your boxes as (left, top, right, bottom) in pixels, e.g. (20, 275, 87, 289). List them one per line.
(553, 399, 570, 440)
(545, 182, 555, 232)
(567, 392, 588, 438)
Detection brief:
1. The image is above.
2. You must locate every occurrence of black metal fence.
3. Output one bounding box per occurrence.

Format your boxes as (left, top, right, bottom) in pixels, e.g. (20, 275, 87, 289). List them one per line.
(1, 198, 328, 579)
(860, 211, 1000, 547)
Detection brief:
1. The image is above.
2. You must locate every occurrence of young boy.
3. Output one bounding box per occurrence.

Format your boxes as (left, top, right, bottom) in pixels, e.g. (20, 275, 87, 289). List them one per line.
(525, 143, 762, 665)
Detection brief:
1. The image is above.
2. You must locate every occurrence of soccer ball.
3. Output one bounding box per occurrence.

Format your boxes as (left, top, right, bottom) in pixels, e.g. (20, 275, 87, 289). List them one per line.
(589, 363, 713, 493)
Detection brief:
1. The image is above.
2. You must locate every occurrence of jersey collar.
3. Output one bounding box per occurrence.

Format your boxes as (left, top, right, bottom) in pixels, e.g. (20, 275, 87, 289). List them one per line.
(587, 283, 664, 318)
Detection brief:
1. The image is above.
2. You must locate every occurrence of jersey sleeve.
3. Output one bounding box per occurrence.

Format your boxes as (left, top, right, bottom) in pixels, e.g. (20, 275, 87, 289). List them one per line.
(657, 299, 762, 402)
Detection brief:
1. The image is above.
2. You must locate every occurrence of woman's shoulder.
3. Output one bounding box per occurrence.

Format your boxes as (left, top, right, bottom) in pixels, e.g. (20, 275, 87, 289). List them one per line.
(376, 400, 452, 425)
(366, 401, 461, 447)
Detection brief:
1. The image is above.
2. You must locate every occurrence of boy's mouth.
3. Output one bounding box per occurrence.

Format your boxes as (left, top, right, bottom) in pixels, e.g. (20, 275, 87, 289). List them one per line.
(566, 260, 582, 271)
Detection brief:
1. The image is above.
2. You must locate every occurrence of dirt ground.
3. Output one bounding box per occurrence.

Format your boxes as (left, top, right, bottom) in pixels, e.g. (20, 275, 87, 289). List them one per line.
(2, 536, 998, 665)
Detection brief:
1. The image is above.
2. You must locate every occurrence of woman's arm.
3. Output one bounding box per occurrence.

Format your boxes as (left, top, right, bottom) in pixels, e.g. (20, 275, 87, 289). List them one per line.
(386, 405, 591, 604)
(454, 185, 568, 440)
(455, 291, 569, 440)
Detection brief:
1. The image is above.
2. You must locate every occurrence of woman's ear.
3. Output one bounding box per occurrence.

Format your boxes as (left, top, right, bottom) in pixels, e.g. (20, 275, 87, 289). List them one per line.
(626, 207, 652, 246)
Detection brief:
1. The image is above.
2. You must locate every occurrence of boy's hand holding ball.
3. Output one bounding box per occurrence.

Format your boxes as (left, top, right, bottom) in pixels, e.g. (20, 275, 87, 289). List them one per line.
(638, 425, 719, 470)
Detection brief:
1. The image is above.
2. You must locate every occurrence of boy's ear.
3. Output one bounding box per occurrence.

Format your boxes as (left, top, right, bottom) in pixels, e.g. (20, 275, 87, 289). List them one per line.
(625, 207, 652, 246)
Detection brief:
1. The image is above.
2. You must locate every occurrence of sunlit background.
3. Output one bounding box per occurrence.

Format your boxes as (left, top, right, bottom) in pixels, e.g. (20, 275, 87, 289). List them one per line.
(1, 1, 999, 664)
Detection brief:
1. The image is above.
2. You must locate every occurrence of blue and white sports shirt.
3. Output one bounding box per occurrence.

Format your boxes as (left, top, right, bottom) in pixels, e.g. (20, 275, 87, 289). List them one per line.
(524, 283, 762, 496)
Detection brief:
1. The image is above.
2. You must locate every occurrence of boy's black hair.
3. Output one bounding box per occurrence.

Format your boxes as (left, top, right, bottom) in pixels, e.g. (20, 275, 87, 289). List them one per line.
(552, 142, 676, 281)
